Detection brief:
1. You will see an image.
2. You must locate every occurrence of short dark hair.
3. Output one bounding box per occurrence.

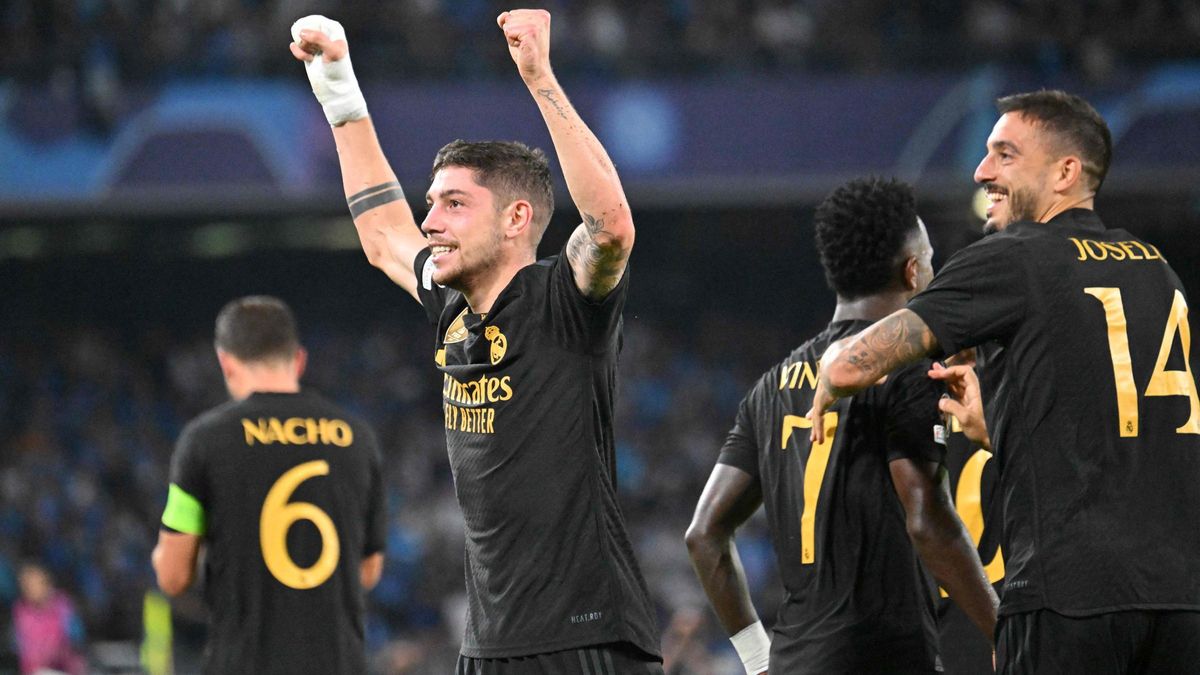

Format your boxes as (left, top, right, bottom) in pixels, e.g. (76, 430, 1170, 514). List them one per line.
(432, 140, 555, 238)
(214, 296, 300, 363)
(814, 177, 920, 299)
(996, 90, 1112, 191)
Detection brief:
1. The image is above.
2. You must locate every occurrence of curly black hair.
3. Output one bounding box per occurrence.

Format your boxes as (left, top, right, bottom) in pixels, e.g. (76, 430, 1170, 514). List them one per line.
(813, 177, 919, 299)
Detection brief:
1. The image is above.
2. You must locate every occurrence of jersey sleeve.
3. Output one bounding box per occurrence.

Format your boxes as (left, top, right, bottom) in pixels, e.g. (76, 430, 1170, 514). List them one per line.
(545, 242, 631, 354)
(905, 235, 1028, 357)
(162, 422, 209, 535)
(414, 248, 452, 326)
(882, 362, 947, 464)
(359, 424, 387, 556)
(716, 393, 762, 478)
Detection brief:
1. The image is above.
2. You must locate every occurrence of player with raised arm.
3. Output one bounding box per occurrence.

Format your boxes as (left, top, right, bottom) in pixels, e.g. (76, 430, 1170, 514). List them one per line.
(290, 10, 662, 674)
(686, 178, 998, 675)
(812, 91, 1200, 672)
(151, 296, 386, 675)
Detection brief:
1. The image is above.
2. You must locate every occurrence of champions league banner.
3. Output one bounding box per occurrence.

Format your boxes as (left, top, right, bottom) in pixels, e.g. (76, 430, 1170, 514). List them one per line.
(3, 66, 1198, 215)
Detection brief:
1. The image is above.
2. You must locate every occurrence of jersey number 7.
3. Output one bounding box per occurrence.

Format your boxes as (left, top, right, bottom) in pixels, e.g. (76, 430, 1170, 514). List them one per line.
(782, 413, 839, 564)
(1085, 288, 1200, 436)
(260, 460, 342, 589)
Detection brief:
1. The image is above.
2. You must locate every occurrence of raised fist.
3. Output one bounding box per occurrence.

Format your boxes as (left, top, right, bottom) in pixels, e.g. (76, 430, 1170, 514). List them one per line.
(497, 9, 553, 83)
(289, 15, 367, 125)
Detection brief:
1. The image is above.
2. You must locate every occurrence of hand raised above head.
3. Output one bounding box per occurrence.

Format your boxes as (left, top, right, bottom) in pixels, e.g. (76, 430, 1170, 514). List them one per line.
(288, 15, 366, 126)
(497, 9, 553, 83)
(289, 15, 349, 63)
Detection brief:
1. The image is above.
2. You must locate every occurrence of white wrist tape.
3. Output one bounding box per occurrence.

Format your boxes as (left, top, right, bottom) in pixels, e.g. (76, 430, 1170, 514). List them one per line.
(290, 15, 368, 125)
(730, 620, 771, 674)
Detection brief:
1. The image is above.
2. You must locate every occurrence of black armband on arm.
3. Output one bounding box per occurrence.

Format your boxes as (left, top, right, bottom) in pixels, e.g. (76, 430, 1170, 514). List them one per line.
(347, 181, 406, 219)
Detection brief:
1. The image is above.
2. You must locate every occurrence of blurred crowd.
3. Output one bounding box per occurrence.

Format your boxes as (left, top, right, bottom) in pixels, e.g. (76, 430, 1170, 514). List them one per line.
(0, 309, 809, 672)
(3, 0, 1199, 135)
(7, 0, 1200, 82)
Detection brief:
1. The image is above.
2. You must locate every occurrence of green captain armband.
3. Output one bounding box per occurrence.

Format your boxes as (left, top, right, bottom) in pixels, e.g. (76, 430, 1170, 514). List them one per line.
(162, 484, 207, 535)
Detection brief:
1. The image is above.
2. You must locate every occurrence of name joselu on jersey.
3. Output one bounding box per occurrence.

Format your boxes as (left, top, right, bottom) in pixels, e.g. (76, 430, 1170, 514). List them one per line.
(1068, 237, 1162, 262)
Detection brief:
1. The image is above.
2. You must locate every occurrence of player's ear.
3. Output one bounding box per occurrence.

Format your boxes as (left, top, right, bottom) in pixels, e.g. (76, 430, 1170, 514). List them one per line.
(294, 348, 308, 380)
(216, 349, 237, 381)
(1054, 155, 1085, 194)
(503, 199, 533, 240)
(902, 255, 920, 292)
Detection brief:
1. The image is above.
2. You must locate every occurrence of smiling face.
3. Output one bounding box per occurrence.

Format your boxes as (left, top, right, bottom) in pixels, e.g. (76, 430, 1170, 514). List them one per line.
(973, 112, 1059, 234)
(422, 166, 507, 292)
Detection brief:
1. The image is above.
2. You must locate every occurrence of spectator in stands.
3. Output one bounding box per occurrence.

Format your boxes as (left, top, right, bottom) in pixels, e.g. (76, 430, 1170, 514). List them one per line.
(12, 561, 86, 675)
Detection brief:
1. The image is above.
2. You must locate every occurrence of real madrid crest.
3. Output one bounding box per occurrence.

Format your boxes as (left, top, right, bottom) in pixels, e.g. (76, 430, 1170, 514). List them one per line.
(484, 325, 507, 365)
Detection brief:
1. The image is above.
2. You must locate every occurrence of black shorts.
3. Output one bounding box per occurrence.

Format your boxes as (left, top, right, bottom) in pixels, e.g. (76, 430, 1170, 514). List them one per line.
(996, 609, 1200, 674)
(456, 642, 664, 675)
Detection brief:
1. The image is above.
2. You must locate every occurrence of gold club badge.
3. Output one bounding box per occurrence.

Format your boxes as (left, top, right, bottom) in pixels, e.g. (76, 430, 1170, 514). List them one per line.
(484, 325, 507, 365)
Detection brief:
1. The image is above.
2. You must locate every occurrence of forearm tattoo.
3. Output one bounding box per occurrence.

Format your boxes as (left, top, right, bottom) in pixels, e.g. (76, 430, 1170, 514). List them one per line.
(537, 88, 570, 120)
(347, 181, 405, 219)
(566, 211, 626, 296)
(844, 310, 936, 381)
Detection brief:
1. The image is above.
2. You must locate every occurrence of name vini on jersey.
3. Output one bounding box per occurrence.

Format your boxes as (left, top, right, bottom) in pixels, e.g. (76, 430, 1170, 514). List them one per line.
(779, 360, 820, 390)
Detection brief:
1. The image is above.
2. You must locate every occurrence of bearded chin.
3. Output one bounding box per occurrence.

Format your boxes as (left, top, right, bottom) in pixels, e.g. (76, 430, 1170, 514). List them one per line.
(984, 186, 1039, 235)
(1008, 186, 1041, 226)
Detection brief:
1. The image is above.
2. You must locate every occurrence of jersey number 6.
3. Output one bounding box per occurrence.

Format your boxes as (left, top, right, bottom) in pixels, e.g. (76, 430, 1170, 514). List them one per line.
(782, 412, 839, 565)
(1085, 288, 1200, 437)
(260, 460, 341, 589)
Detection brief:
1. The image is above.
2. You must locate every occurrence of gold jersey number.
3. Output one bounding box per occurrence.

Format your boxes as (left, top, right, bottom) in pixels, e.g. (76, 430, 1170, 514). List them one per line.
(259, 460, 341, 589)
(1085, 288, 1200, 436)
(941, 446, 1005, 598)
(782, 412, 839, 564)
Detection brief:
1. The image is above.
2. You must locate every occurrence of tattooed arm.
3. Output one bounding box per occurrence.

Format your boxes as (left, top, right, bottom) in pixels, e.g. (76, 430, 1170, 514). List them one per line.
(809, 309, 940, 442)
(499, 10, 634, 300)
(332, 120, 428, 301)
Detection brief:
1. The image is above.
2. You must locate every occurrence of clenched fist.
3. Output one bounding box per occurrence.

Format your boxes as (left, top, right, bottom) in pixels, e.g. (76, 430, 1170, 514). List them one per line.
(289, 15, 367, 126)
(497, 9, 553, 83)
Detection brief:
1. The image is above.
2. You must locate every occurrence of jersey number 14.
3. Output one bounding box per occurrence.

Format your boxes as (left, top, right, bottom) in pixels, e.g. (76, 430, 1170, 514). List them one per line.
(1085, 288, 1200, 436)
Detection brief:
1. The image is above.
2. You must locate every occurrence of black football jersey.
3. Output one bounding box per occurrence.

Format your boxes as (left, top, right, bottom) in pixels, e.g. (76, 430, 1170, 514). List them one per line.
(414, 245, 660, 659)
(908, 208, 1200, 617)
(167, 391, 386, 675)
(718, 319, 946, 673)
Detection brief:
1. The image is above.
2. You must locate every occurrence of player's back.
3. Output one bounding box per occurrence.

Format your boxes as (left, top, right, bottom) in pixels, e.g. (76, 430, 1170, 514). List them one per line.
(175, 391, 384, 675)
(720, 320, 945, 673)
(910, 208, 1200, 617)
(998, 213, 1200, 614)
